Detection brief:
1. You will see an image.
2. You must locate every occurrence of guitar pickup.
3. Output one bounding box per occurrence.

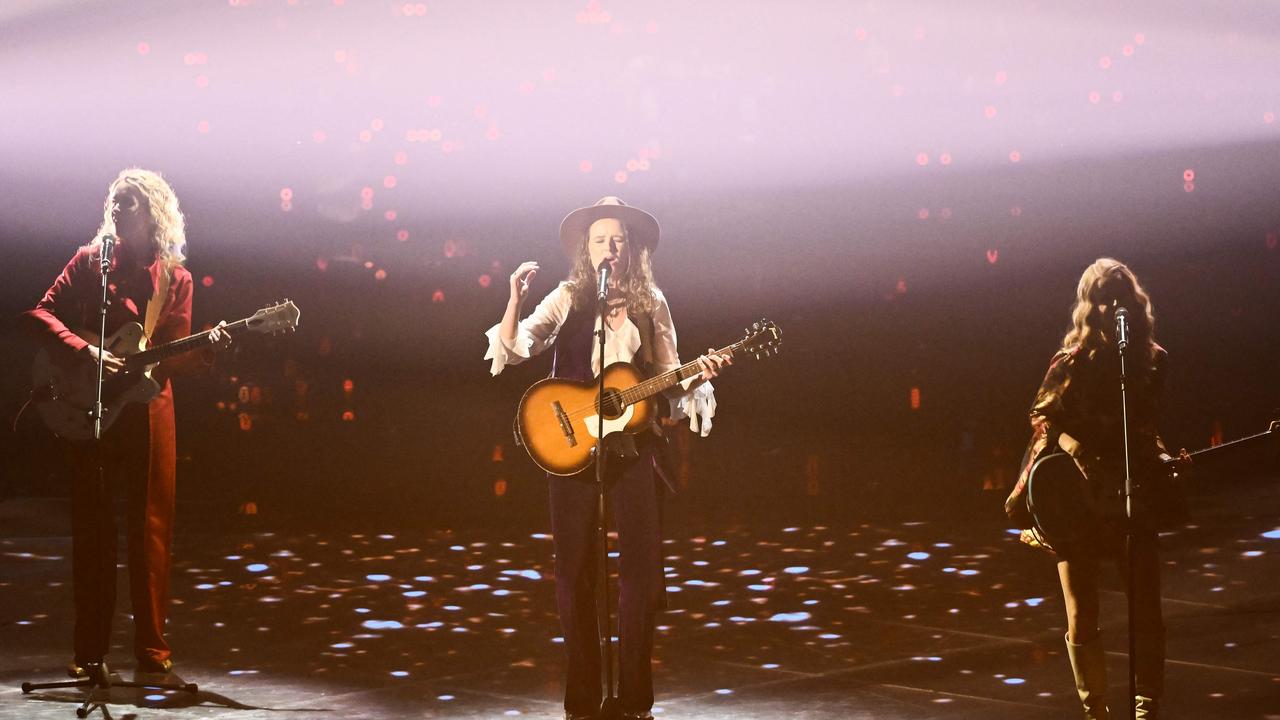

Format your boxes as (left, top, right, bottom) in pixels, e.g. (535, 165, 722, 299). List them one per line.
(552, 401, 577, 448)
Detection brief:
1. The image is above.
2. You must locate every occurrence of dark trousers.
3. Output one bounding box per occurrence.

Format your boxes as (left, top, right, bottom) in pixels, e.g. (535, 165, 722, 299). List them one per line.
(549, 439, 665, 716)
(66, 407, 174, 666)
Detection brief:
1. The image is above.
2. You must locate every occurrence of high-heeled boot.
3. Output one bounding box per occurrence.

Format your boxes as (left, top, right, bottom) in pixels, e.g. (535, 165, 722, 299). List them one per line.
(1133, 627, 1164, 719)
(1066, 632, 1110, 720)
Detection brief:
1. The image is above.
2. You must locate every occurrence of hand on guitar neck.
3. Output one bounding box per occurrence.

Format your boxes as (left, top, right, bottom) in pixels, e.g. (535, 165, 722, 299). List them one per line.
(694, 347, 732, 383)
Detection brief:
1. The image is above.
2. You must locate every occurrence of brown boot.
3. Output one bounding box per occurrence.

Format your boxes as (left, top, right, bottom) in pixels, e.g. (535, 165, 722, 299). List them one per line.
(1066, 632, 1110, 720)
(1133, 626, 1164, 719)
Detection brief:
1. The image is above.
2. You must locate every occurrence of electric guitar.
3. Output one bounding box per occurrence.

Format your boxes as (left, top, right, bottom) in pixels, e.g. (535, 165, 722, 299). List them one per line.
(31, 300, 300, 440)
(1026, 420, 1279, 554)
(516, 319, 782, 476)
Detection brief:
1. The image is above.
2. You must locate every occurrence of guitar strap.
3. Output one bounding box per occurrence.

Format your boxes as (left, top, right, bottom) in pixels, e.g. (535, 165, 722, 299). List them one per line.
(143, 263, 171, 342)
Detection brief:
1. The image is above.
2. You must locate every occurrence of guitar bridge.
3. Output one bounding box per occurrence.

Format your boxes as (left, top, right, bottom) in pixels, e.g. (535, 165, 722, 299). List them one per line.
(552, 401, 576, 448)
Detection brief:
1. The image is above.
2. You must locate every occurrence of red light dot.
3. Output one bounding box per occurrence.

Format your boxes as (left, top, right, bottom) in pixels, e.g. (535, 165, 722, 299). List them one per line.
(1010, 205, 1022, 217)
(542, 68, 557, 82)
(1112, 90, 1124, 103)
(614, 170, 628, 184)
(986, 249, 999, 264)
(983, 105, 997, 119)
(361, 186, 374, 200)
(1122, 44, 1135, 57)
(342, 411, 355, 422)
(917, 208, 930, 220)
(202, 275, 214, 287)
(1134, 32, 1146, 45)
(371, 118, 384, 132)
(196, 120, 210, 133)
(363, 260, 374, 269)
(1265, 231, 1277, 250)
(397, 229, 409, 242)
(1009, 150, 1022, 163)
(312, 130, 327, 144)
(896, 277, 908, 294)
(316, 257, 329, 271)
(939, 207, 953, 219)
(1099, 56, 1112, 70)
(910, 387, 921, 410)
(361, 200, 373, 210)
(994, 70, 1008, 85)
(441, 141, 455, 153)
(626, 159, 639, 172)
(334, 49, 347, 63)
(195, 74, 209, 88)
(485, 125, 501, 141)
(1264, 111, 1275, 124)
(431, 289, 445, 303)
(359, 129, 372, 143)
(383, 175, 397, 189)
(478, 274, 492, 288)
(939, 152, 952, 166)
(281, 201, 292, 212)
(1088, 91, 1101, 104)
(579, 160, 593, 173)
(1184, 182, 1195, 193)
(915, 152, 929, 166)
(394, 151, 408, 165)
(384, 210, 397, 221)
(494, 479, 508, 497)
(854, 27, 868, 41)
(1183, 169, 1195, 182)
(374, 268, 387, 281)
(518, 81, 535, 95)
(473, 104, 488, 119)
(136, 42, 150, 55)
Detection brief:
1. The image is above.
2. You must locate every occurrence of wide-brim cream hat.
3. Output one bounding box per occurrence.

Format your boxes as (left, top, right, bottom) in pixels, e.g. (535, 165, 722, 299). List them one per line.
(558, 196, 660, 257)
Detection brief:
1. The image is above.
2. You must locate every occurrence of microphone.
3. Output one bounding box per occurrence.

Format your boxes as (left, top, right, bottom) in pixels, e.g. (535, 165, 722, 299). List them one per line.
(596, 257, 613, 305)
(99, 233, 116, 271)
(1114, 305, 1129, 351)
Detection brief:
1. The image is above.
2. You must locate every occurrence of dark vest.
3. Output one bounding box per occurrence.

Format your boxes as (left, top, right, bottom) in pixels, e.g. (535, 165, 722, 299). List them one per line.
(551, 303, 655, 382)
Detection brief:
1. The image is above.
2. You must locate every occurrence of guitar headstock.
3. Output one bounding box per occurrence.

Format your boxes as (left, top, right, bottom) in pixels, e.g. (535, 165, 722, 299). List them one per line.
(740, 318, 782, 360)
(247, 299, 301, 336)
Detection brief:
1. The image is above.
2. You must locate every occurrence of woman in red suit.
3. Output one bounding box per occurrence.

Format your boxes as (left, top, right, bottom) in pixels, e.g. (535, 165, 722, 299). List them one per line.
(25, 168, 228, 677)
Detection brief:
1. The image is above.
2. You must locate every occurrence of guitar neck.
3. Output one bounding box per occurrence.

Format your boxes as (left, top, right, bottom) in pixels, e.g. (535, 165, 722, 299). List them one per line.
(126, 318, 254, 367)
(1184, 425, 1278, 462)
(617, 341, 742, 406)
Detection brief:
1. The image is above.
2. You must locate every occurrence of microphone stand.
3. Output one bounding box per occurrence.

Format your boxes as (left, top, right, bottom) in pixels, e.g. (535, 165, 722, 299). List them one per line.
(594, 271, 620, 720)
(19, 240, 198, 717)
(1116, 314, 1137, 720)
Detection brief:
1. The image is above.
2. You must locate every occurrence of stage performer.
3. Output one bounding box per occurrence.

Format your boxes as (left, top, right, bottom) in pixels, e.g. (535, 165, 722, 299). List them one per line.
(1005, 258, 1174, 719)
(485, 197, 730, 720)
(24, 168, 229, 678)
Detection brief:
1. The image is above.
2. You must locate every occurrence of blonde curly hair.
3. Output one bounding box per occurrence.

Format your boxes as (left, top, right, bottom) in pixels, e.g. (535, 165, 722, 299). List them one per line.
(87, 168, 187, 268)
(1062, 257, 1155, 357)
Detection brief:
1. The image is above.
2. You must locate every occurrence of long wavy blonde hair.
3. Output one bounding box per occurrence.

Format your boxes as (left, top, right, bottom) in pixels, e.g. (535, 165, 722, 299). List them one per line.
(565, 222, 659, 315)
(86, 168, 187, 268)
(1061, 257, 1155, 358)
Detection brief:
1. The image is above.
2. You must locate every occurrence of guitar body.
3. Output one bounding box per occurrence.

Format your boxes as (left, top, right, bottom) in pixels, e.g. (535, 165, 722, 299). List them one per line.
(517, 362, 656, 476)
(1026, 452, 1109, 556)
(31, 322, 161, 440)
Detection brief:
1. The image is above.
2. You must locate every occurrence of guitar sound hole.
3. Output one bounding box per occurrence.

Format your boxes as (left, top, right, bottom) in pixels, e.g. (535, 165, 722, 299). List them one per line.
(598, 389, 625, 419)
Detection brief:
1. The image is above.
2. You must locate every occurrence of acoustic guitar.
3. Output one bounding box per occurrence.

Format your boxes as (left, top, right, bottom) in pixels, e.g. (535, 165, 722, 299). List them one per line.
(31, 300, 300, 440)
(516, 319, 782, 475)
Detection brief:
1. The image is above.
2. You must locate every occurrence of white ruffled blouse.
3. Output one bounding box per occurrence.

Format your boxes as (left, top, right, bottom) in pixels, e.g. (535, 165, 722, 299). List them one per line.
(485, 282, 717, 436)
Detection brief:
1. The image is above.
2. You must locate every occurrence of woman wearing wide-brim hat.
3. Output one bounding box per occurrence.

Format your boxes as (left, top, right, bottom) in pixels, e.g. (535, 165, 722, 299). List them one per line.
(484, 196, 731, 720)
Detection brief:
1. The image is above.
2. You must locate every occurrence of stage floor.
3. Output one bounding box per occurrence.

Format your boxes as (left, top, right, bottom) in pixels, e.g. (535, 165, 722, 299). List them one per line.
(2, 496, 1278, 719)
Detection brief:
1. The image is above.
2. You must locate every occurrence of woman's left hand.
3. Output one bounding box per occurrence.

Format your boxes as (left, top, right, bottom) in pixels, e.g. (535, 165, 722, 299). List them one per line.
(697, 348, 732, 381)
(208, 320, 233, 350)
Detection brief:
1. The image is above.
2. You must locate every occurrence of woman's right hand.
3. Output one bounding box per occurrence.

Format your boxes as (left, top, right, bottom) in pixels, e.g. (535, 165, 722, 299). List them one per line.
(510, 261, 539, 303)
(82, 344, 124, 376)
